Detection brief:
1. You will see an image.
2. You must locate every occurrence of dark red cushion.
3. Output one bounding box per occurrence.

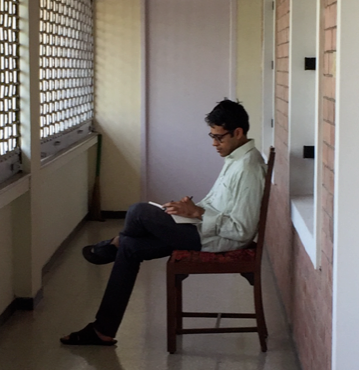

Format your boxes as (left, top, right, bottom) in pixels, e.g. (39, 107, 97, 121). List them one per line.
(171, 248, 256, 263)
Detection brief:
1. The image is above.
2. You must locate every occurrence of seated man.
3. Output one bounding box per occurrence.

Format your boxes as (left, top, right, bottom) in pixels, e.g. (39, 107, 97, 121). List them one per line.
(60, 99, 266, 346)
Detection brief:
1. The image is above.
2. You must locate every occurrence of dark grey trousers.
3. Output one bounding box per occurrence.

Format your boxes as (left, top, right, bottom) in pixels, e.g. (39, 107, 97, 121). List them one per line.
(94, 202, 202, 337)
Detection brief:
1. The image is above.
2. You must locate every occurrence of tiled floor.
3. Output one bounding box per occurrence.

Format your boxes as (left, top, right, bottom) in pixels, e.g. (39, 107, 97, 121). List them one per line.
(0, 220, 301, 370)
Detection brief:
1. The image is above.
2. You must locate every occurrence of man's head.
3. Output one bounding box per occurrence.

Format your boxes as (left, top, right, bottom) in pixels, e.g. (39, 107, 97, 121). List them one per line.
(205, 99, 249, 157)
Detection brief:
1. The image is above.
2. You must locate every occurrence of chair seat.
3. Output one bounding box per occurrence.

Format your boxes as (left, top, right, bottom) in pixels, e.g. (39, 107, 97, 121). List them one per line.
(170, 245, 256, 264)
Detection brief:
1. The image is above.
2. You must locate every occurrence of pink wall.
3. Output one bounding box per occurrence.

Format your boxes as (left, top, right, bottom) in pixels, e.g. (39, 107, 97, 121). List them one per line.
(265, 0, 337, 369)
(145, 0, 232, 204)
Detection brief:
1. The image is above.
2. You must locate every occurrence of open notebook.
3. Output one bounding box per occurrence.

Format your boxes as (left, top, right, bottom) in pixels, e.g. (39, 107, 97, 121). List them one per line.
(148, 201, 201, 224)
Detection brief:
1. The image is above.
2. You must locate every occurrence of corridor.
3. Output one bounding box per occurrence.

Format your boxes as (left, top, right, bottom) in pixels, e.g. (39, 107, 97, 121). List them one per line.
(0, 219, 301, 370)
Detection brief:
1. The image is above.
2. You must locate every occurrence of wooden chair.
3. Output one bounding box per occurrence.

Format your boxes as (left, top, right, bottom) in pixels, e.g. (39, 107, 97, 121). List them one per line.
(166, 147, 275, 353)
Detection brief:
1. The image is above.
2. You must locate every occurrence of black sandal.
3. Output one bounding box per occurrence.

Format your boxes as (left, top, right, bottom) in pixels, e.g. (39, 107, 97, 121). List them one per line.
(60, 323, 117, 346)
(82, 239, 118, 265)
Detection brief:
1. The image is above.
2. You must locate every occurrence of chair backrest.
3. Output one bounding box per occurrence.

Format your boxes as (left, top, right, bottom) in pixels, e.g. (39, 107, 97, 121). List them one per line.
(255, 147, 275, 268)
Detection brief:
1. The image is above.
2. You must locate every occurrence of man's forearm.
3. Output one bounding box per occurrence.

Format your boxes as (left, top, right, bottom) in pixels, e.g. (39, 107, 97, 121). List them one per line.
(193, 206, 205, 220)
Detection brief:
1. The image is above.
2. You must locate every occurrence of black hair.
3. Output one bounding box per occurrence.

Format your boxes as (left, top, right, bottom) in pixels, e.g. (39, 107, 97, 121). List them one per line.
(205, 98, 250, 135)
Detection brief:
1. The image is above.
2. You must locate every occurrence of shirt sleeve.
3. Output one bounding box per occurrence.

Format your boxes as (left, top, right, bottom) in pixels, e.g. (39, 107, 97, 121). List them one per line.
(199, 167, 265, 245)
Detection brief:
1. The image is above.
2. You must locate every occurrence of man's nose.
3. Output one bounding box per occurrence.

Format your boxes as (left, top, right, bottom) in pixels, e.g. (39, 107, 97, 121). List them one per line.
(212, 139, 219, 146)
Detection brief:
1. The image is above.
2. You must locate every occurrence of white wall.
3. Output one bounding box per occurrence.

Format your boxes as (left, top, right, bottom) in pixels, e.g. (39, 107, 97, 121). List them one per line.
(237, 0, 263, 149)
(0, 205, 14, 313)
(94, 0, 142, 211)
(0, 145, 94, 313)
(39, 153, 90, 267)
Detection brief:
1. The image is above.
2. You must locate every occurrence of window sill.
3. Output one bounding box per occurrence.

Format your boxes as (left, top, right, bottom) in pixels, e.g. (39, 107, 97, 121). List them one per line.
(0, 134, 98, 211)
(41, 133, 98, 177)
(0, 173, 31, 209)
(291, 195, 317, 268)
(40, 121, 93, 159)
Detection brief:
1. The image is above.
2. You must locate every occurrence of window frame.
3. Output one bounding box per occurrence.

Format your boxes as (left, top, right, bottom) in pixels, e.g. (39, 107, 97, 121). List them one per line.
(0, 0, 21, 184)
(38, 0, 94, 159)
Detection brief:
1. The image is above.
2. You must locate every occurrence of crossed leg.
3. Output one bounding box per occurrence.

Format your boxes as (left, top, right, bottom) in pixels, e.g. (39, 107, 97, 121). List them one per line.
(60, 203, 202, 345)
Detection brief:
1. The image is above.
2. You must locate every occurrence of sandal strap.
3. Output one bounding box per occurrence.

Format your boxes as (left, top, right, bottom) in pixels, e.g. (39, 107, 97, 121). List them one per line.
(69, 323, 100, 344)
(61, 323, 117, 346)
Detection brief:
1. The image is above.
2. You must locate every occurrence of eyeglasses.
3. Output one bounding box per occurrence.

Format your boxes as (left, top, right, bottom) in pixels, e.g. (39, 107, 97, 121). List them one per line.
(208, 131, 233, 143)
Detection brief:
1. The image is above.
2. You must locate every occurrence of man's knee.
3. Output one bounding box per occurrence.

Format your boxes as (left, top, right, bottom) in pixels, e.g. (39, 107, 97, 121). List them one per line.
(127, 202, 154, 219)
(127, 202, 146, 217)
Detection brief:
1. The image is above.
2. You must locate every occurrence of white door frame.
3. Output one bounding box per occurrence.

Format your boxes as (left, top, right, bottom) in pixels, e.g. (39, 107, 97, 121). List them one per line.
(261, 0, 275, 160)
(332, 0, 359, 369)
(140, 0, 148, 201)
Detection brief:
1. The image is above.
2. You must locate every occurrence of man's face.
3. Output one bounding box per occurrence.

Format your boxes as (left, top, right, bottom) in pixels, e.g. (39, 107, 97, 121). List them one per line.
(209, 125, 244, 157)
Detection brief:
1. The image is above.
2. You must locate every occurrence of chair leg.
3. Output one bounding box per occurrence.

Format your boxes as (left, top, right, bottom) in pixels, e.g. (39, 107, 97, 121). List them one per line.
(254, 274, 268, 352)
(167, 264, 177, 354)
(175, 275, 185, 331)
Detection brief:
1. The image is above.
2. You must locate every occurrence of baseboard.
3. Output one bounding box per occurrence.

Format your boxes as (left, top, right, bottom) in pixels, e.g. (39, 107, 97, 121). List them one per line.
(16, 288, 44, 311)
(0, 217, 88, 328)
(0, 287, 43, 328)
(0, 300, 17, 327)
(1, 214, 123, 327)
(101, 211, 127, 219)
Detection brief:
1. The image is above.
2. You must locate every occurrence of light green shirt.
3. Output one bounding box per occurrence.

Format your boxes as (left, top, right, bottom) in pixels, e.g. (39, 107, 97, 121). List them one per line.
(196, 139, 266, 253)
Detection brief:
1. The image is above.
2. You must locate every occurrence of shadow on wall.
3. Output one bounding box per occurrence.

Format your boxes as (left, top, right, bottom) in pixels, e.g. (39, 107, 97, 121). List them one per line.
(95, 128, 141, 211)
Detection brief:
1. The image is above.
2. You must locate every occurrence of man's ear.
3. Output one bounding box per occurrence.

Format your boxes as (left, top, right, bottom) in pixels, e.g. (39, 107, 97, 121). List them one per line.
(234, 127, 244, 139)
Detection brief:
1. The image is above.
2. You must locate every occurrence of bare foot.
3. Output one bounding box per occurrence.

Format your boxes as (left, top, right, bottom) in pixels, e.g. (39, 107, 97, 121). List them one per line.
(94, 329, 115, 342)
(60, 323, 117, 345)
(112, 236, 120, 248)
(61, 329, 114, 342)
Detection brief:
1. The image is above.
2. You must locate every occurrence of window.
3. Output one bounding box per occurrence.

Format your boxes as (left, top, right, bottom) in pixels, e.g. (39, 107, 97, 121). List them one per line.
(289, 0, 320, 268)
(39, 0, 94, 158)
(0, 0, 21, 184)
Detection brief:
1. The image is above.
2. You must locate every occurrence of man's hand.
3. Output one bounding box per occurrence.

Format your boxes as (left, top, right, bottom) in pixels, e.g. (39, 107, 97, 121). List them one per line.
(163, 196, 204, 220)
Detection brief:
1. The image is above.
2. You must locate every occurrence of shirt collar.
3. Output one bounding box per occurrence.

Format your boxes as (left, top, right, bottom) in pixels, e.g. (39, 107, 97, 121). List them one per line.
(225, 139, 255, 162)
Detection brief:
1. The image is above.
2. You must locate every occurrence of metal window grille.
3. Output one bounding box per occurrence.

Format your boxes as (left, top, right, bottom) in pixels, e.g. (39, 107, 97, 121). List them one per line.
(39, 0, 94, 157)
(0, 0, 21, 183)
